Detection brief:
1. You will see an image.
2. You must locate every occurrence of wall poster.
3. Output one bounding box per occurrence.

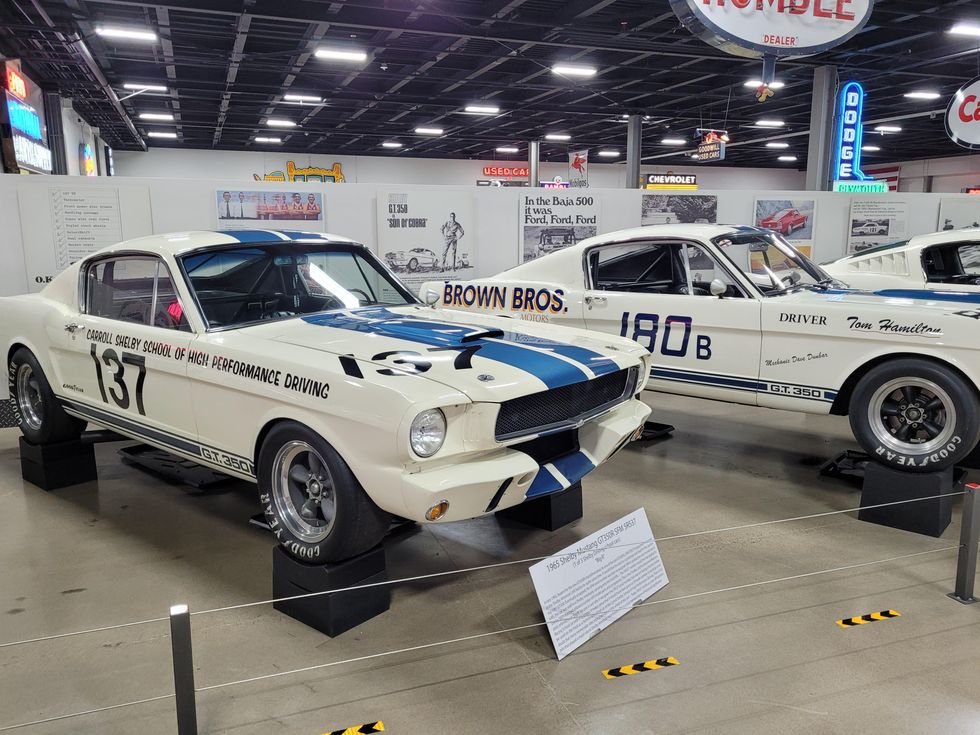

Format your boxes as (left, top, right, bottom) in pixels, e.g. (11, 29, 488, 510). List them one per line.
(519, 191, 600, 263)
(938, 198, 980, 232)
(215, 188, 324, 229)
(754, 197, 816, 252)
(641, 193, 717, 226)
(846, 198, 910, 254)
(376, 188, 476, 292)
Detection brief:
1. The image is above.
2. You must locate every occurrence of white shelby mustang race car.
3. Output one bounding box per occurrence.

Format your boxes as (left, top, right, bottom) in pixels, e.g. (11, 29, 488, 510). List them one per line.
(824, 228, 980, 292)
(3, 230, 651, 562)
(424, 224, 980, 473)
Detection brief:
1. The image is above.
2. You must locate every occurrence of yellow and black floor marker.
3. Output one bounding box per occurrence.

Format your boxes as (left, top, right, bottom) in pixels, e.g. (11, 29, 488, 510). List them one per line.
(602, 656, 679, 679)
(836, 610, 901, 628)
(322, 721, 384, 735)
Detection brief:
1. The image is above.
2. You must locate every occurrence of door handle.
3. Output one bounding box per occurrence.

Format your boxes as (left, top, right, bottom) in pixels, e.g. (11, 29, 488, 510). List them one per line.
(64, 322, 82, 334)
(585, 295, 607, 308)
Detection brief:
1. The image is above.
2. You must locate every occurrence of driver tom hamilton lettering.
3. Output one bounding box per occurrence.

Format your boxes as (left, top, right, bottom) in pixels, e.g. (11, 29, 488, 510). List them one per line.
(846, 316, 942, 337)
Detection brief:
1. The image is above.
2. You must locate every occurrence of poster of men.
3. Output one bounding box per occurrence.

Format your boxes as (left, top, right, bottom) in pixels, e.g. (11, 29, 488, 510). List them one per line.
(519, 192, 600, 262)
(641, 194, 717, 225)
(376, 189, 476, 291)
(214, 189, 324, 229)
(846, 198, 910, 254)
(938, 199, 980, 232)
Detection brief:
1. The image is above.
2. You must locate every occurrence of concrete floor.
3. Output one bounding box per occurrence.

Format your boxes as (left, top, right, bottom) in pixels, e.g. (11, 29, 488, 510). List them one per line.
(1, 393, 978, 734)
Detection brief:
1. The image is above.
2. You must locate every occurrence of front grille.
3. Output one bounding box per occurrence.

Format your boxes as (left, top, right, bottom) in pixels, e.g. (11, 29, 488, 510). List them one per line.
(495, 367, 637, 441)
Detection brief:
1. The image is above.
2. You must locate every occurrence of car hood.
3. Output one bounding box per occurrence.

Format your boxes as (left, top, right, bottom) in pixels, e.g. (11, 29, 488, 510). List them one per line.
(783, 286, 980, 311)
(248, 305, 644, 403)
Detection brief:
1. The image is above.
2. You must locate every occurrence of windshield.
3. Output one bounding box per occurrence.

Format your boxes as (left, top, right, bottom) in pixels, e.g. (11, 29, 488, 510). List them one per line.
(179, 241, 416, 329)
(713, 230, 836, 296)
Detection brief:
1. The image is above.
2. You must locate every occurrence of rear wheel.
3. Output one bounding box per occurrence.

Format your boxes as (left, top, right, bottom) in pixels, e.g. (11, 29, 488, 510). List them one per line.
(258, 422, 389, 562)
(9, 348, 85, 445)
(849, 359, 980, 472)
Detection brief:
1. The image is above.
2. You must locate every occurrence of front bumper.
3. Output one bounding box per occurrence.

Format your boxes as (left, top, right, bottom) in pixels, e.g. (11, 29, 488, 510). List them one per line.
(396, 397, 651, 523)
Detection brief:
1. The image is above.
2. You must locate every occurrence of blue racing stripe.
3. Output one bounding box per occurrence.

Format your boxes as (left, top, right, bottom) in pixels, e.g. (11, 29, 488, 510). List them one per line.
(551, 451, 596, 486)
(873, 289, 980, 305)
(651, 367, 836, 403)
(274, 230, 329, 240)
(526, 467, 564, 498)
(217, 229, 287, 243)
(495, 332, 620, 377)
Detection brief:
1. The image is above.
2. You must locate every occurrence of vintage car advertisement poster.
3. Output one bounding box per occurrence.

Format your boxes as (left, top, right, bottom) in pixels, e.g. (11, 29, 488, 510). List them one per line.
(938, 198, 980, 232)
(376, 188, 476, 291)
(519, 191, 600, 262)
(754, 197, 816, 251)
(641, 193, 718, 225)
(846, 198, 910, 254)
(214, 188, 324, 230)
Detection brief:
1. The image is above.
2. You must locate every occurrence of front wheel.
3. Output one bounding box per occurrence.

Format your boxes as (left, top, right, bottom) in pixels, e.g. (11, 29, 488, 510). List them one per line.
(9, 348, 85, 445)
(849, 359, 980, 472)
(257, 422, 389, 562)
(407, 257, 419, 272)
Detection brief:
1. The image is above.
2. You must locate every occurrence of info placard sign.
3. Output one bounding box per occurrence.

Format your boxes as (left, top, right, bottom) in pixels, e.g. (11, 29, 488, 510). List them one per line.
(529, 509, 668, 660)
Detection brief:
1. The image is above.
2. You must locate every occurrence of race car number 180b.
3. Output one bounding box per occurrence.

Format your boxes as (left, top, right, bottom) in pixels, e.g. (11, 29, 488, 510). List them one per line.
(620, 312, 712, 360)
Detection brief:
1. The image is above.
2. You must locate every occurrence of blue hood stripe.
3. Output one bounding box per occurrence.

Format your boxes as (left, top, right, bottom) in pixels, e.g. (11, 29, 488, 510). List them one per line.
(873, 289, 980, 305)
(218, 229, 288, 242)
(301, 308, 612, 389)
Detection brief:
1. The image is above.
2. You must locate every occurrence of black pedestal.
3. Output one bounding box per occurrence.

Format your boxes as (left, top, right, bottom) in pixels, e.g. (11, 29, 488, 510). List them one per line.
(640, 421, 675, 442)
(497, 482, 583, 531)
(859, 462, 964, 537)
(19, 436, 97, 491)
(272, 545, 390, 637)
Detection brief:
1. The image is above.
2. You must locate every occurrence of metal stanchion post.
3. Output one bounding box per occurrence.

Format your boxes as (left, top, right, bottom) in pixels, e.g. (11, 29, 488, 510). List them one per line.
(949, 483, 978, 604)
(169, 604, 199, 734)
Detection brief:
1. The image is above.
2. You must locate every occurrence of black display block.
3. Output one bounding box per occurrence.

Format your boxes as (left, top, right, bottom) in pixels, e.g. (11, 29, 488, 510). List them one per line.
(859, 462, 964, 537)
(497, 482, 583, 532)
(19, 436, 97, 491)
(272, 544, 390, 637)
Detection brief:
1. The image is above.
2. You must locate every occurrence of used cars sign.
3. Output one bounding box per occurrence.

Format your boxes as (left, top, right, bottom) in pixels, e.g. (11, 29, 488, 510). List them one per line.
(670, 0, 875, 59)
(947, 75, 980, 150)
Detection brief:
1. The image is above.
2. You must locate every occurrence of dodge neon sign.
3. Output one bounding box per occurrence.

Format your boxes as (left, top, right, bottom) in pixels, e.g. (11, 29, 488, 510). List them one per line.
(947, 75, 980, 151)
(670, 0, 875, 59)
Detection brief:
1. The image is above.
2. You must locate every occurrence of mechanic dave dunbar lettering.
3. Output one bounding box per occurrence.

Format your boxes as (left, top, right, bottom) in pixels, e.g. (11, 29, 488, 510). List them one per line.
(765, 352, 828, 367)
(846, 316, 942, 337)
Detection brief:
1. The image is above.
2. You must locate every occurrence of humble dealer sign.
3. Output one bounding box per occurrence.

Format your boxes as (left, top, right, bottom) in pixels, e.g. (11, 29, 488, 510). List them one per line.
(670, 0, 875, 59)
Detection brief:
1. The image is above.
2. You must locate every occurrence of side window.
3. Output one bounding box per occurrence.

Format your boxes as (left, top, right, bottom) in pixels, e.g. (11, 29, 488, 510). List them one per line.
(958, 245, 980, 275)
(683, 244, 743, 298)
(86, 256, 191, 331)
(591, 243, 680, 294)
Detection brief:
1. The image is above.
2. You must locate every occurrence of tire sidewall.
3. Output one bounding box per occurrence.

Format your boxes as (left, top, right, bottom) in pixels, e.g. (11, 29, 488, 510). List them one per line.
(9, 349, 62, 445)
(850, 360, 980, 472)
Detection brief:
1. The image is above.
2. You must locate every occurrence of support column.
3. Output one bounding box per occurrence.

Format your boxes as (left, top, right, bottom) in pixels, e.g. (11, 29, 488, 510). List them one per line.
(805, 65, 836, 191)
(528, 140, 540, 188)
(43, 91, 68, 175)
(626, 115, 642, 189)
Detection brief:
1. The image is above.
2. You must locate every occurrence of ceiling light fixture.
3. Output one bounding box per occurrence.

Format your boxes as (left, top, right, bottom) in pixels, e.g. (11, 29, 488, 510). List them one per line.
(147, 131, 177, 139)
(414, 127, 443, 135)
(495, 146, 519, 153)
(551, 64, 597, 77)
(382, 141, 403, 148)
(254, 136, 282, 143)
(862, 145, 881, 152)
(139, 112, 174, 121)
(744, 80, 785, 89)
(661, 137, 686, 145)
(545, 133, 571, 141)
(464, 104, 500, 114)
(283, 94, 323, 103)
(96, 27, 157, 42)
(123, 82, 167, 92)
(598, 150, 620, 157)
(874, 125, 902, 133)
(903, 90, 941, 100)
(765, 142, 790, 148)
(266, 119, 296, 127)
(754, 119, 785, 127)
(315, 48, 368, 62)
(777, 155, 798, 162)
(948, 23, 980, 37)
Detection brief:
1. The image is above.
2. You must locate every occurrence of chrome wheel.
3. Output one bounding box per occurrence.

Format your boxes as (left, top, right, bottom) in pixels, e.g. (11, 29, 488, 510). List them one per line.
(15, 363, 44, 432)
(271, 441, 336, 543)
(868, 377, 956, 454)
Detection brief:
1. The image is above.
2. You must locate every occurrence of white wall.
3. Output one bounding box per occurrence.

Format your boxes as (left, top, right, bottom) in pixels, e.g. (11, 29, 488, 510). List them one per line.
(113, 146, 805, 190)
(887, 153, 980, 193)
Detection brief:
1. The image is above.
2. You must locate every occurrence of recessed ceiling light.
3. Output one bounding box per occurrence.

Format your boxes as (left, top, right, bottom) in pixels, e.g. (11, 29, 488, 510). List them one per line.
(949, 23, 980, 37)
(874, 125, 902, 133)
(96, 27, 157, 42)
(266, 119, 296, 127)
(598, 150, 620, 157)
(545, 133, 571, 141)
(464, 104, 500, 114)
(777, 155, 797, 162)
(765, 142, 790, 148)
(283, 94, 323, 103)
(139, 112, 173, 121)
(123, 82, 167, 92)
(754, 119, 784, 128)
(147, 131, 177, 139)
(415, 127, 443, 135)
(552, 64, 596, 77)
(495, 146, 519, 153)
(382, 141, 402, 148)
(744, 80, 786, 89)
(315, 48, 368, 62)
(661, 137, 686, 145)
(862, 145, 881, 152)
(254, 136, 282, 143)
(903, 90, 941, 100)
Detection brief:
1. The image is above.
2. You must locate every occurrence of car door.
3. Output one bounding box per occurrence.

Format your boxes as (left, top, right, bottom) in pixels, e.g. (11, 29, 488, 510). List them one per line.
(582, 238, 763, 405)
(52, 254, 198, 445)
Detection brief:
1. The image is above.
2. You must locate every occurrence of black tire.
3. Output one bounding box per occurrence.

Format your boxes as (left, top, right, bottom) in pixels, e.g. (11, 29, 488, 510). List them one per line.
(9, 348, 85, 445)
(257, 422, 389, 562)
(849, 359, 980, 472)
(407, 257, 419, 272)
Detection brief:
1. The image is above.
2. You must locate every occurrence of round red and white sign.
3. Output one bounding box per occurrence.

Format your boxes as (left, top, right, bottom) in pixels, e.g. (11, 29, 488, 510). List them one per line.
(946, 76, 980, 150)
(670, 0, 875, 59)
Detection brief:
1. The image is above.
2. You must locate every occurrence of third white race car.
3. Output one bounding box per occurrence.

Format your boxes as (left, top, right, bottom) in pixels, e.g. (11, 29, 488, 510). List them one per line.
(425, 224, 980, 473)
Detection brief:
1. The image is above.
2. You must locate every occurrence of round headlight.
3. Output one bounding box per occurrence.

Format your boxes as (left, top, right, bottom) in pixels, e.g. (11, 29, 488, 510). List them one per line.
(410, 408, 446, 458)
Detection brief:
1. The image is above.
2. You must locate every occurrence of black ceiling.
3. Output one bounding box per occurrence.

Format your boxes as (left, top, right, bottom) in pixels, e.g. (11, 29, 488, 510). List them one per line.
(2, 0, 980, 169)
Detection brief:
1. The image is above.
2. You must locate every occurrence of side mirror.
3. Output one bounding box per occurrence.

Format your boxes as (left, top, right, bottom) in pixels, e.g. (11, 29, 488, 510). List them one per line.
(709, 278, 727, 297)
(424, 289, 440, 306)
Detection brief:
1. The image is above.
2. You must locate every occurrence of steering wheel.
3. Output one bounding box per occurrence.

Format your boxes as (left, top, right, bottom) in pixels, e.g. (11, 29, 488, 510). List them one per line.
(348, 288, 371, 305)
(672, 284, 710, 296)
(780, 271, 802, 288)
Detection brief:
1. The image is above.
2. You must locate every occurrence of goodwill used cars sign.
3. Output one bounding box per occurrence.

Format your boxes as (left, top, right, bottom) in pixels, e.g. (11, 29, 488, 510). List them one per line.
(947, 75, 980, 151)
(670, 0, 875, 59)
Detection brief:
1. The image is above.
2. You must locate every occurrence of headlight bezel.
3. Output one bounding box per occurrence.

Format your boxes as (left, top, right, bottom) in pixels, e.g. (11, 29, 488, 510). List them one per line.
(410, 408, 447, 458)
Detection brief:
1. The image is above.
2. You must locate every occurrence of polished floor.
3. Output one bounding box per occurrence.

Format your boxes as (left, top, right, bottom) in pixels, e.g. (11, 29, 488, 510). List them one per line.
(1, 393, 978, 734)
